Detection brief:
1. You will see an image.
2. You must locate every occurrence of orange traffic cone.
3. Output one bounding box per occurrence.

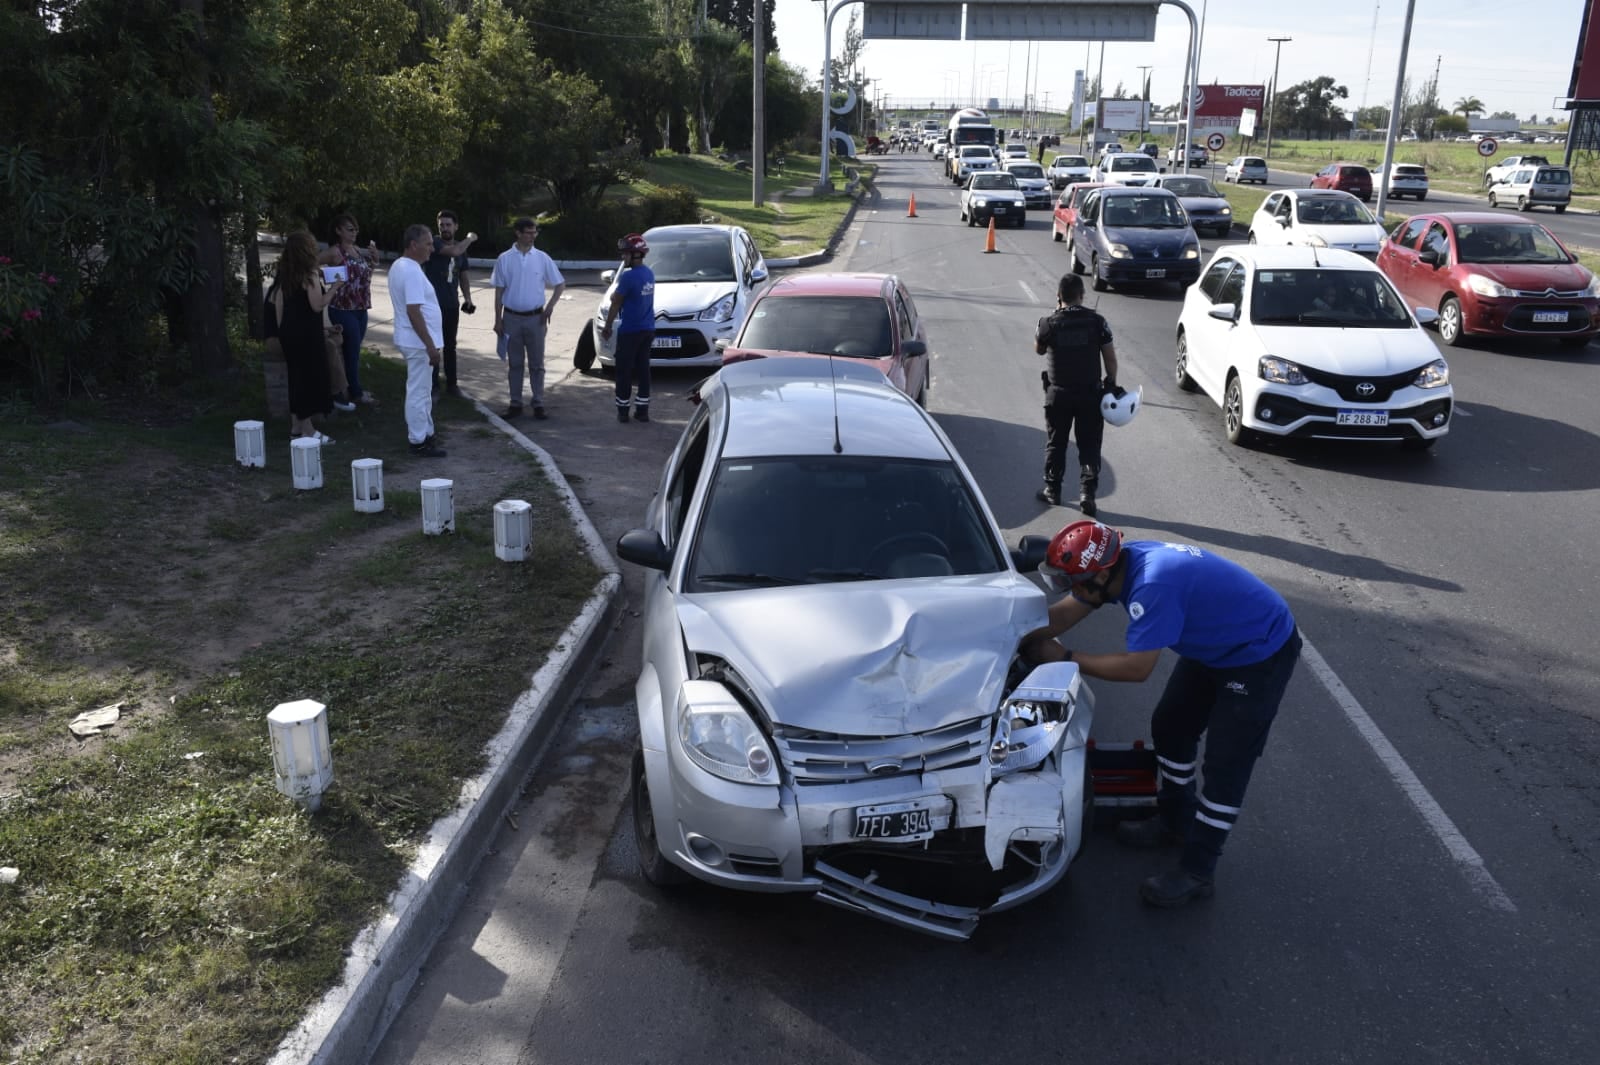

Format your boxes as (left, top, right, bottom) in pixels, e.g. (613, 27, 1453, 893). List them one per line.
(983, 217, 998, 254)
(907, 193, 918, 218)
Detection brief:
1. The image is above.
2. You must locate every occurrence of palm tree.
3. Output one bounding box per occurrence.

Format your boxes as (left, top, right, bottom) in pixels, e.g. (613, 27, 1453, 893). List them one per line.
(1453, 96, 1485, 117)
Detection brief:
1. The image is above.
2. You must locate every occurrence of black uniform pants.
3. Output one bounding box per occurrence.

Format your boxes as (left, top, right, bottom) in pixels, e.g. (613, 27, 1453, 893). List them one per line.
(1043, 386, 1104, 491)
(432, 297, 460, 389)
(1150, 628, 1302, 878)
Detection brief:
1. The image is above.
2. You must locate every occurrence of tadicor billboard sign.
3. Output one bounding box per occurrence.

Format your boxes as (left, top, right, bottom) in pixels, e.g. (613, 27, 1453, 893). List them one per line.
(1189, 83, 1266, 131)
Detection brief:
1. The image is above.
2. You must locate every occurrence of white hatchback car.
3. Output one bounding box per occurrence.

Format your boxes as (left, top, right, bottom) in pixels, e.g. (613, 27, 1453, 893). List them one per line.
(1248, 189, 1386, 258)
(1374, 163, 1429, 201)
(584, 224, 767, 369)
(617, 356, 1096, 941)
(1223, 156, 1269, 184)
(1175, 246, 1452, 449)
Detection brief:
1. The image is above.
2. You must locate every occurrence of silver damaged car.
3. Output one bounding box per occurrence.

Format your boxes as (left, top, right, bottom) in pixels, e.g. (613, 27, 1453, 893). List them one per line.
(616, 356, 1096, 940)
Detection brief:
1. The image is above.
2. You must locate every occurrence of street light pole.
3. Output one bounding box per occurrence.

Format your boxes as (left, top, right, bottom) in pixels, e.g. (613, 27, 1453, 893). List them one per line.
(1136, 64, 1153, 140)
(1265, 36, 1292, 161)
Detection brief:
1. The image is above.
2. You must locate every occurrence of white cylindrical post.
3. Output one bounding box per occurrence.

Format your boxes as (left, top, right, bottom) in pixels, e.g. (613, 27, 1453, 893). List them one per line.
(493, 498, 533, 562)
(351, 458, 384, 513)
(234, 420, 265, 468)
(267, 699, 334, 812)
(421, 478, 455, 535)
(290, 437, 323, 490)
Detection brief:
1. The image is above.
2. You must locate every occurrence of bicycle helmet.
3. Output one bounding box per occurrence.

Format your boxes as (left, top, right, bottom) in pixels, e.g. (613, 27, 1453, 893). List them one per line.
(1039, 520, 1123, 592)
(1101, 385, 1142, 427)
(618, 233, 649, 256)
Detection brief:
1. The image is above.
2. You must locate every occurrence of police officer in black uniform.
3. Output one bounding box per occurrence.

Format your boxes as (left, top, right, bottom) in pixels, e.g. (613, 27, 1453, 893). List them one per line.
(1035, 273, 1118, 515)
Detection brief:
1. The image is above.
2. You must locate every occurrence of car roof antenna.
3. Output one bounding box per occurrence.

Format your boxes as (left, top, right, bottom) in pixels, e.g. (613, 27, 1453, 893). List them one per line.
(828, 356, 843, 453)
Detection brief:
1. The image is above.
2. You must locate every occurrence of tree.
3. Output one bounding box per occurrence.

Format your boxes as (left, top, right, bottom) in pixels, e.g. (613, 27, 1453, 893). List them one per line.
(706, 0, 778, 53)
(1434, 113, 1468, 134)
(1354, 105, 1390, 129)
(1453, 96, 1485, 117)
(1489, 110, 1517, 120)
(1272, 76, 1350, 138)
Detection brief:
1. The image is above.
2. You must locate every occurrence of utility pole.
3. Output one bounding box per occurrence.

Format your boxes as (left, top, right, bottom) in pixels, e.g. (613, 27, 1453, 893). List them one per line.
(1265, 36, 1292, 160)
(753, 0, 765, 205)
(1136, 64, 1153, 140)
(1373, 0, 1415, 219)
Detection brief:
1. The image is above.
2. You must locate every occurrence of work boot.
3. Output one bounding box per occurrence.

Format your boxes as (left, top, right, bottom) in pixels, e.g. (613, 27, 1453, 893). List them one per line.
(1116, 817, 1181, 850)
(1079, 465, 1099, 517)
(1035, 484, 1061, 506)
(1078, 490, 1097, 517)
(634, 406, 650, 423)
(1139, 867, 1214, 908)
(617, 406, 630, 423)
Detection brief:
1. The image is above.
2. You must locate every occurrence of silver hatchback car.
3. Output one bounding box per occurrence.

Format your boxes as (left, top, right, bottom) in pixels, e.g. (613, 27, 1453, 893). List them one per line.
(617, 357, 1096, 940)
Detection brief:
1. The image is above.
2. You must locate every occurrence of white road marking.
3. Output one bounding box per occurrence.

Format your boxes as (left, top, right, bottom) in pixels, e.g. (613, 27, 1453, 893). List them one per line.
(1300, 635, 1517, 914)
(1018, 280, 1039, 304)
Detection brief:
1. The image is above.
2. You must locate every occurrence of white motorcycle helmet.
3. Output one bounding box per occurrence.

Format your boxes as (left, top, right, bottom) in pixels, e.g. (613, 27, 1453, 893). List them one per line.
(1101, 385, 1142, 427)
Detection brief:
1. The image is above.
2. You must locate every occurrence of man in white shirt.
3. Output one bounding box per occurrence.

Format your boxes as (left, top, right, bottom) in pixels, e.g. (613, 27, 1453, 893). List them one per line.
(390, 224, 447, 457)
(491, 217, 566, 420)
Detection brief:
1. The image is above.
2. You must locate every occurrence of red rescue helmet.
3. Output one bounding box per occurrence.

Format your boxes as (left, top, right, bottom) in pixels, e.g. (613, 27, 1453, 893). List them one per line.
(618, 232, 649, 256)
(1040, 520, 1123, 591)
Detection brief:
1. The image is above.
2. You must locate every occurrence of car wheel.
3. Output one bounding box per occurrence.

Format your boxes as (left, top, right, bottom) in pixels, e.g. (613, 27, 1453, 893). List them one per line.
(632, 748, 690, 888)
(1223, 374, 1255, 446)
(1071, 245, 1085, 275)
(1416, 193, 1427, 201)
(1556, 205, 1568, 214)
(1488, 191, 1499, 208)
(1517, 196, 1529, 212)
(1015, 216, 1025, 229)
(1053, 224, 1063, 243)
(1091, 254, 1109, 292)
(1438, 295, 1465, 346)
(1247, 231, 1258, 244)
(1560, 335, 1590, 348)
(1175, 330, 1200, 392)
(573, 328, 597, 372)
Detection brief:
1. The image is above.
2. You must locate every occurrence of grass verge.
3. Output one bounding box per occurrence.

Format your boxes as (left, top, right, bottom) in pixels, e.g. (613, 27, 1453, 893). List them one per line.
(0, 353, 602, 1064)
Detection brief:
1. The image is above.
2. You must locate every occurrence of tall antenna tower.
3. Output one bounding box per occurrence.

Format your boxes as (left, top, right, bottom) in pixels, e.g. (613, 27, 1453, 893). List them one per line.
(1359, 1, 1381, 115)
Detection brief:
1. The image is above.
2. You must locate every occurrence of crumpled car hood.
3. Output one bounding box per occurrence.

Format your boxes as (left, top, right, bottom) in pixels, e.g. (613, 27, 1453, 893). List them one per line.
(679, 576, 1046, 735)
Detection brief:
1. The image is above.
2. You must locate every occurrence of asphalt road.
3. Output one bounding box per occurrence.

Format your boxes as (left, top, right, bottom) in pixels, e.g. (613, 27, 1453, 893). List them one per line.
(371, 154, 1600, 1065)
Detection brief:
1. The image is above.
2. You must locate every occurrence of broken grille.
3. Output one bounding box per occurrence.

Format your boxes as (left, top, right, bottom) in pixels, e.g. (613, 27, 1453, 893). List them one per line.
(772, 717, 990, 786)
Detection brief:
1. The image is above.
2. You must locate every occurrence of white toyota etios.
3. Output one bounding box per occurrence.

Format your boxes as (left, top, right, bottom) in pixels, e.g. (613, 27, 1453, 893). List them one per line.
(1174, 246, 1453, 449)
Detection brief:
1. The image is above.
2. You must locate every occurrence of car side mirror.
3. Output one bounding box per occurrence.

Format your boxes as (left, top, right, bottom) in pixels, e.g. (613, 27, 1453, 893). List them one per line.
(1012, 534, 1050, 573)
(1414, 307, 1440, 325)
(1276, 217, 1290, 227)
(1419, 248, 1443, 268)
(616, 529, 671, 571)
(902, 339, 928, 358)
(749, 265, 768, 284)
(1208, 303, 1239, 323)
(600, 269, 616, 283)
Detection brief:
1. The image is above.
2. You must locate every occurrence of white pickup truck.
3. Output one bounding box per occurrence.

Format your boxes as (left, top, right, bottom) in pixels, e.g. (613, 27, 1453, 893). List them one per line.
(1167, 142, 1209, 168)
(1047, 153, 1094, 189)
(1483, 154, 1550, 188)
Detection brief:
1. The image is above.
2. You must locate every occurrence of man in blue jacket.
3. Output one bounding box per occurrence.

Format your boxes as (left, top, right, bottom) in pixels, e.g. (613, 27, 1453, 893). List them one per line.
(1023, 520, 1302, 907)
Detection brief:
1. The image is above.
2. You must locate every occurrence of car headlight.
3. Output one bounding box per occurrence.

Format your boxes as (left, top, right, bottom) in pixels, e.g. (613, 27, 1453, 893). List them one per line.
(699, 293, 738, 323)
(1259, 355, 1309, 385)
(1220, 206, 1232, 215)
(1465, 274, 1512, 299)
(974, 197, 988, 207)
(990, 662, 1082, 776)
(1108, 242, 1132, 259)
(1413, 358, 1450, 389)
(1584, 272, 1600, 298)
(1182, 244, 1200, 259)
(677, 681, 779, 786)
(1305, 234, 1330, 248)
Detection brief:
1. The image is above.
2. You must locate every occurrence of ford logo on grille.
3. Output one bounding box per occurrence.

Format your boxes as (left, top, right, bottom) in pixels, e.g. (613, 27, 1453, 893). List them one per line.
(866, 759, 903, 776)
(1355, 382, 1377, 397)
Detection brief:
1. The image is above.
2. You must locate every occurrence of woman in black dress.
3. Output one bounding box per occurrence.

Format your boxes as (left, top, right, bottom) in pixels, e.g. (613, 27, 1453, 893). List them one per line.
(271, 231, 343, 441)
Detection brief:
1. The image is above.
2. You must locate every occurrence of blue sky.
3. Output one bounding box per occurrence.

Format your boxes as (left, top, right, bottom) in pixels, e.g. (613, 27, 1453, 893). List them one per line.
(770, 0, 1586, 122)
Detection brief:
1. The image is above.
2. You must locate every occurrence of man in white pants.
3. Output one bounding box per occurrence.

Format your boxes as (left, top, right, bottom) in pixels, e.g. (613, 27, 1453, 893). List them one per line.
(390, 224, 447, 458)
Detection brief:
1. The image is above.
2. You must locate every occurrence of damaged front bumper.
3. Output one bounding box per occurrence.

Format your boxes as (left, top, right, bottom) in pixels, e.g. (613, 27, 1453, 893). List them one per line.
(647, 663, 1094, 941)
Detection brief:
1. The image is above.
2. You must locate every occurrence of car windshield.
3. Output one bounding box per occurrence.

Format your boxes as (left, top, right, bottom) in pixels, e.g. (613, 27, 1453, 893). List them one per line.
(1295, 198, 1376, 225)
(961, 147, 991, 158)
(646, 234, 735, 283)
(1053, 156, 1089, 167)
(972, 174, 1019, 189)
(1008, 164, 1045, 179)
(688, 457, 1005, 589)
(1102, 195, 1186, 227)
(1249, 269, 1412, 327)
(1110, 156, 1157, 172)
(737, 295, 894, 358)
(1161, 177, 1220, 197)
(1453, 223, 1571, 264)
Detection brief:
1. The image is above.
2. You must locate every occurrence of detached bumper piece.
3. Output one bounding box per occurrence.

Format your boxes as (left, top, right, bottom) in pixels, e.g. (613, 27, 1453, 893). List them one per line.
(814, 859, 981, 942)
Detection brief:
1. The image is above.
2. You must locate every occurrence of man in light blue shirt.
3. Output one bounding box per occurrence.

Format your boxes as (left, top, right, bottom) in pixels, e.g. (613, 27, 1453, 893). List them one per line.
(491, 218, 565, 420)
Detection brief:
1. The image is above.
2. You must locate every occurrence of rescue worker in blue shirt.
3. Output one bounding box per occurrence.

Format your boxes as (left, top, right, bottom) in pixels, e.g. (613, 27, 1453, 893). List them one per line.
(600, 233, 655, 423)
(1022, 520, 1303, 907)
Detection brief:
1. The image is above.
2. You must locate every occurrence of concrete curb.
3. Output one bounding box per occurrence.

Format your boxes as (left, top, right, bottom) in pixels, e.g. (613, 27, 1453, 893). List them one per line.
(267, 406, 623, 1065)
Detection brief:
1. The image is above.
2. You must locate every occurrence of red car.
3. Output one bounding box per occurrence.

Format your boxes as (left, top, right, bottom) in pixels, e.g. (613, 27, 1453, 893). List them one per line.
(1052, 181, 1108, 243)
(1376, 211, 1600, 348)
(1311, 162, 1373, 202)
(719, 273, 932, 406)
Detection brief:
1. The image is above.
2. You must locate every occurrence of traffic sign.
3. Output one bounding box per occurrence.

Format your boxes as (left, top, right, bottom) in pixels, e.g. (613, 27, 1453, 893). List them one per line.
(1477, 137, 1498, 157)
(1205, 132, 1226, 152)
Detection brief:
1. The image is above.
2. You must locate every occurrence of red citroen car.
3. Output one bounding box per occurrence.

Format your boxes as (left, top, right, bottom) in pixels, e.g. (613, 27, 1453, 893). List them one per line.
(719, 273, 932, 406)
(1052, 181, 1109, 243)
(1311, 162, 1374, 202)
(1376, 211, 1600, 347)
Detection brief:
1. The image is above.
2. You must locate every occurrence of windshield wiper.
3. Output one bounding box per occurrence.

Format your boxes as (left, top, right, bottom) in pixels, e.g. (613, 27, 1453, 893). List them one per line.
(807, 568, 885, 582)
(1295, 313, 1342, 324)
(695, 572, 803, 587)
